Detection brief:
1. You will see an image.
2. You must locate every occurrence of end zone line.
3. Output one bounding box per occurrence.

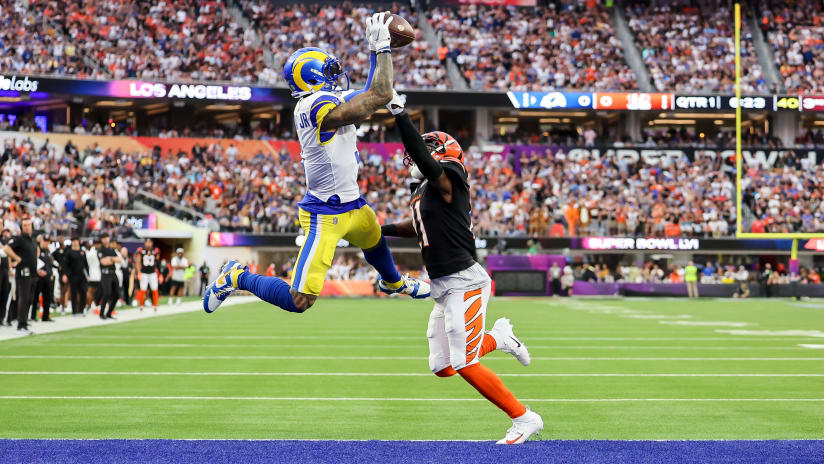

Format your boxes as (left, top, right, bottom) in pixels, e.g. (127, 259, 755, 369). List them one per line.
(0, 396, 822, 402)
(2, 355, 822, 361)
(0, 372, 822, 377)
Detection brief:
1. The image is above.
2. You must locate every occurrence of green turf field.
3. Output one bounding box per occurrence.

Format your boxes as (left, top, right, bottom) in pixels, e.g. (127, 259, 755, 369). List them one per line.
(1, 297, 823, 440)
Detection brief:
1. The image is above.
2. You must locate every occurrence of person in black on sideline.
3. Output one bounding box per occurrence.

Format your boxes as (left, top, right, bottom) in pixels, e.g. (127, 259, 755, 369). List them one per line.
(3, 217, 38, 334)
(31, 234, 55, 322)
(97, 234, 122, 319)
(63, 237, 88, 316)
(199, 261, 210, 295)
(0, 229, 11, 325)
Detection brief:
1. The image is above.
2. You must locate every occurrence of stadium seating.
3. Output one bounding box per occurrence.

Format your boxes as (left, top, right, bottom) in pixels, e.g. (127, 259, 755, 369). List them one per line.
(742, 150, 824, 233)
(760, 0, 824, 92)
(0, 0, 102, 78)
(239, 1, 449, 89)
(626, 1, 768, 93)
(11, 0, 819, 93)
(31, 0, 272, 83)
(429, 3, 636, 91)
(1, 131, 743, 239)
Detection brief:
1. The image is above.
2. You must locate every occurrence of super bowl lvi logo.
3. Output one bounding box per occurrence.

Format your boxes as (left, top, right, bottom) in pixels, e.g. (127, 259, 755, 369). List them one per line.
(0, 75, 39, 92)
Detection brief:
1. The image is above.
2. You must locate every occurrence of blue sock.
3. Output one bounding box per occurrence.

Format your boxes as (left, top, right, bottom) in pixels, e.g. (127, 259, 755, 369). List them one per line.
(363, 235, 403, 284)
(237, 272, 300, 313)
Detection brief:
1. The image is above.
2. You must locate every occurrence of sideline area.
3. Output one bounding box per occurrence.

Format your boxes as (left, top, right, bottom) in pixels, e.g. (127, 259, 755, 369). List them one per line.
(0, 296, 258, 341)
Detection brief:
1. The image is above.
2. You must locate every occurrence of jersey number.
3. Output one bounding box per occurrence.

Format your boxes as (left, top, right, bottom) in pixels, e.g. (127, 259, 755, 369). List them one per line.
(411, 199, 429, 248)
(143, 254, 155, 266)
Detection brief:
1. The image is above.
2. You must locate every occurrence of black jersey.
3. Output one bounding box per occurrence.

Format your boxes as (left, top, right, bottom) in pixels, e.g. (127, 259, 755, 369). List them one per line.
(98, 246, 116, 275)
(136, 247, 159, 274)
(410, 161, 477, 279)
(8, 233, 37, 279)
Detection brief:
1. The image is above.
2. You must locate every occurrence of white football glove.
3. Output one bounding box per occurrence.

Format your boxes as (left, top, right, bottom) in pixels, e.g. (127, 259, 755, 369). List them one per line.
(366, 11, 393, 53)
(386, 89, 405, 115)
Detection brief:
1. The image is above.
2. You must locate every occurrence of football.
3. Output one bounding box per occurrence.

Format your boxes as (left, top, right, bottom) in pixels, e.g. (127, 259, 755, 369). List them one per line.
(388, 13, 415, 48)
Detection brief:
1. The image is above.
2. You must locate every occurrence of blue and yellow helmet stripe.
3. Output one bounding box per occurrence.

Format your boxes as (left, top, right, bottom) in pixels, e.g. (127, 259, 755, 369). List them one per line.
(283, 47, 347, 98)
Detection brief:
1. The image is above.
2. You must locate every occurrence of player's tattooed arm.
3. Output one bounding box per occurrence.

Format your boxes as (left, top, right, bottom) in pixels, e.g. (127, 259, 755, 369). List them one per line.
(320, 53, 393, 132)
(289, 289, 317, 312)
(381, 221, 416, 238)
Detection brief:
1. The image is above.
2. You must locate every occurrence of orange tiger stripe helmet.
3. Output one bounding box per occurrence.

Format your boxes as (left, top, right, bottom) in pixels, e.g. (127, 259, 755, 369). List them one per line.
(423, 131, 464, 166)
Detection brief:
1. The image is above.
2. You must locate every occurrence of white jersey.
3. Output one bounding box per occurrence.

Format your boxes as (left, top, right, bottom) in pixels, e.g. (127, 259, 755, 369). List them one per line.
(171, 256, 188, 281)
(294, 90, 361, 206)
(114, 250, 124, 285)
(86, 247, 101, 282)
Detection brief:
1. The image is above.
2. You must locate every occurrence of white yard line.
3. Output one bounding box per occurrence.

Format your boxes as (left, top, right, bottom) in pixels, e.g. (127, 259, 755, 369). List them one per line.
(0, 395, 822, 402)
(0, 296, 259, 341)
(799, 344, 824, 349)
(659, 321, 755, 327)
(717, 330, 824, 338)
(59, 335, 824, 341)
(23, 343, 804, 350)
(0, 371, 821, 377)
(2, 355, 822, 361)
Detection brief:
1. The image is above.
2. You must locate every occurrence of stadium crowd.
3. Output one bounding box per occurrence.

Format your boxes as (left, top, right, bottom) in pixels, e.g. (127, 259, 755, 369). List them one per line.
(474, 144, 737, 238)
(0, 135, 136, 239)
(429, 3, 635, 91)
(0, 0, 102, 78)
(6, 0, 823, 94)
(0, 129, 745, 240)
(236, 1, 449, 89)
(32, 0, 272, 83)
(491, 125, 785, 149)
(569, 260, 822, 287)
(742, 149, 824, 233)
(627, 0, 768, 93)
(760, 0, 824, 93)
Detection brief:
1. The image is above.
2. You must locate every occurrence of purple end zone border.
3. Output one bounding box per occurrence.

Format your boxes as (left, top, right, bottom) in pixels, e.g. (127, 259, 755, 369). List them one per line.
(1, 440, 823, 464)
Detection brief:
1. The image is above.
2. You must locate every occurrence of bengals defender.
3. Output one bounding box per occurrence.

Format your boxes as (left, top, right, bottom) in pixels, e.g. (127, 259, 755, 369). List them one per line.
(380, 91, 543, 444)
(134, 237, 160, 311)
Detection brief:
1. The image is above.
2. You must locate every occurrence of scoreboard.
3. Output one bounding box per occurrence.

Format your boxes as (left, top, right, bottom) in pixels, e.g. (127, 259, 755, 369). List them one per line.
(507, 91, 821, 112)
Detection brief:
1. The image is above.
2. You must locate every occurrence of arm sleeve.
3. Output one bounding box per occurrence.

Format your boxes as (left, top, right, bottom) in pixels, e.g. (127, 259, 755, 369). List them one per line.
(394, 111, 443, 183)
(342, 53, 377, 102)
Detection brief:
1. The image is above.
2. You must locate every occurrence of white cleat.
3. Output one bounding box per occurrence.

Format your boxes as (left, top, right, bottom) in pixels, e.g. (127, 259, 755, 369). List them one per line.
(203, 260, 247, 313)
(488, 317, 530, 366)
(378, 274, 430, 299)
(497, 408, 543, 445)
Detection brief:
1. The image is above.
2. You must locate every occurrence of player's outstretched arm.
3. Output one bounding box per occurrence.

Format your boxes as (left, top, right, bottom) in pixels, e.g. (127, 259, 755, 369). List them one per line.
(381, 221, 416, 238)
(320, 13, 394, 132)
(389, 94, 454, 203)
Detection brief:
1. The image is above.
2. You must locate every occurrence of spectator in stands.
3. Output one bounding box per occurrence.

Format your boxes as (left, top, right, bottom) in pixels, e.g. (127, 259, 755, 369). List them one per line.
(627, 0, 766, 93)
(243, 2, 449, 89)
(430, 3, 635, 91)
(762, 0, 824, 93)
